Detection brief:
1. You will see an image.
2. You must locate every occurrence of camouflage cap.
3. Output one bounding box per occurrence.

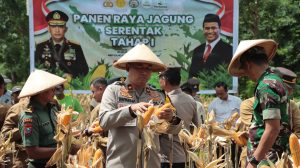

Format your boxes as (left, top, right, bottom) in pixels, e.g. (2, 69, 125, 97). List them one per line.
(46, 10, 69, 26)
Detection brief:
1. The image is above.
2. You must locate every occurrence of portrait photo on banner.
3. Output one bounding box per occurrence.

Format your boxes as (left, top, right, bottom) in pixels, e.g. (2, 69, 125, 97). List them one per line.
(30, 0, 238, 93)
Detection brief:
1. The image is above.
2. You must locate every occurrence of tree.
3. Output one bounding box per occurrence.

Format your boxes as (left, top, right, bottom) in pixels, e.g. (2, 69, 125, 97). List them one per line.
(238, 0, 300, 98)
(0, 0, 30, 83)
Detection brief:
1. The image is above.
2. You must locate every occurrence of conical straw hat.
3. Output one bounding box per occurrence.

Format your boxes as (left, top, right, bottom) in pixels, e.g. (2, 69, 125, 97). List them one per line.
(228, 39, 277, 77)
(113, 44, 167, 72)
(19, 69, 66, 98)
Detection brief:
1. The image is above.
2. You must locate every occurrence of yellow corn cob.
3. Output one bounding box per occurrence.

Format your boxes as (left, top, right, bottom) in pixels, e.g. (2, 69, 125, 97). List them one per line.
(231, 132, 247, 146)
(289, 133, 300, 167)
(93, 126, 103, 133)
(59, 108, 73, 126)
(92, 149, 103, 166)
(142, 106, 155, 126)
(154, 103, 174, 116)
(197, 125, 206, 139)
(224, 112, 239, 130)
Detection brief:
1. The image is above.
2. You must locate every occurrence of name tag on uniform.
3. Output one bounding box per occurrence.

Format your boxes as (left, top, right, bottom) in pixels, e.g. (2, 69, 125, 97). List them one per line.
(123, 118, 137, 127)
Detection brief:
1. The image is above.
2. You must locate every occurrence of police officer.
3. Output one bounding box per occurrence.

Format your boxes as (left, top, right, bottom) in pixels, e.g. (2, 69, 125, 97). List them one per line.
(99, 44, 181, 168)
(17, 69, 66, 168)
(35, 10, 89, 78)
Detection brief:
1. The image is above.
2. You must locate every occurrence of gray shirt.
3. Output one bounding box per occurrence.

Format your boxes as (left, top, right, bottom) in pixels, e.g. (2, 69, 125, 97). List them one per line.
(160, 88, 198, 163)
(99, 81, 181, 168)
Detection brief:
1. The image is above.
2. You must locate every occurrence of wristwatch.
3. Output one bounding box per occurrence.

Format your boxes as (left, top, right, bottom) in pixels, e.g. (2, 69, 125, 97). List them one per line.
(248, 156, 259, 165)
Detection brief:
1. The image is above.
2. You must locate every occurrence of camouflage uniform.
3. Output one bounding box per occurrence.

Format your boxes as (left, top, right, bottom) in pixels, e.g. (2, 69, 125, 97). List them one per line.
(247, 68, 290, 166)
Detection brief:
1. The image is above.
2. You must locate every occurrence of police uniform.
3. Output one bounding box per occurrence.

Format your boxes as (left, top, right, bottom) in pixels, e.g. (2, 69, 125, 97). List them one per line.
(99, 80, 178, 168)
(99, 44, 181, 168)
(35, 10, 89, 77)
(160, 88, 198, 166)
(1, 98, 29, 167)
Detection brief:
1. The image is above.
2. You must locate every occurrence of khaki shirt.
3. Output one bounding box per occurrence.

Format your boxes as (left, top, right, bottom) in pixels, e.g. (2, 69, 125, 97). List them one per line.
(290, 100, 300, 137)
(0, 103, 10, 130)
(1, 98, 29, 143)
(160, 88, 198, 163)
(99, 81, 181, 168)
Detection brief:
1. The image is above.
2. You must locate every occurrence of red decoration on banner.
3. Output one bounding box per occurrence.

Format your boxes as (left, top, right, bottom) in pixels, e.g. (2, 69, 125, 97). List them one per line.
(215, 0, 233, 36)
(33, 0, 52, 34)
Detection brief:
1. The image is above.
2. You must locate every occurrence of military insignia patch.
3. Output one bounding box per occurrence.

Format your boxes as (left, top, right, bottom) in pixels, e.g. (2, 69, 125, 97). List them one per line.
(120, 87, 133, 98)
(23, 118, 33, 137)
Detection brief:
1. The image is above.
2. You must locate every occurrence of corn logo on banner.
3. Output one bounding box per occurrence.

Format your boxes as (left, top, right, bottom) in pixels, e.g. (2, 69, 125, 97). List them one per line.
(29, 0, 238, 93)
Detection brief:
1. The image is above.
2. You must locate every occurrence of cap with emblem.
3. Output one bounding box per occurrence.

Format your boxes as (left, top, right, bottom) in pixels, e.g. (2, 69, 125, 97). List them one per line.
(274, 67, 297, 89)
(113, 43, 167, 72)
(46, 10, 69, 26)
(181, 78, 200, 93)
(19, 69, 66, 98)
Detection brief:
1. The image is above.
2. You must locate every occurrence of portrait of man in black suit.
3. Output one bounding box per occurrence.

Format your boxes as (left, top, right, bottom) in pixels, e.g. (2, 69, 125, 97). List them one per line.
(35, 10, 89, 78)
(189, 14, 232, 78)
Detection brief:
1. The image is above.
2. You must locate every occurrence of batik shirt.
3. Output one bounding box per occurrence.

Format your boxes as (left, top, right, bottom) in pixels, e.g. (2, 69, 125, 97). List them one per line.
(247, 68, 291, 166)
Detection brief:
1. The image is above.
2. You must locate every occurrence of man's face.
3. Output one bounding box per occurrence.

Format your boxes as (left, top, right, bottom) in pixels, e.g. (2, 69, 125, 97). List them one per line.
(158, 76, 166, 90)
(128, 63, 152, 87)
(215, 86, 228, 100)
(203, 22, 220, 43)
(90, 84, 106, 103)
(48, 25, 67, 42)
(11, 92, 20, 104)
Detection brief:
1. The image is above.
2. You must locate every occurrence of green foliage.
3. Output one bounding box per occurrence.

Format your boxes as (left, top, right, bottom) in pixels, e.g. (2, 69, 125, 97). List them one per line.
(197, 64, 232, 90)
(239, 0, 300, 98)
(0, 0, 29, 83)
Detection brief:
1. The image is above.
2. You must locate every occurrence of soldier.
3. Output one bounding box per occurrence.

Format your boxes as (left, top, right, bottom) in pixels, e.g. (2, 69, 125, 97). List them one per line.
(99, 44, 181, 168)
(17, 69, 66, 168)
(11, 86, 22, 105)
(228, 39, 290, 167)
(35, 10, 89, 78)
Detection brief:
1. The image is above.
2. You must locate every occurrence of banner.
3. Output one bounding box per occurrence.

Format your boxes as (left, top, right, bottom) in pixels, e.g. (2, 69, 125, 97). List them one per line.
(30, 0, 238, 93)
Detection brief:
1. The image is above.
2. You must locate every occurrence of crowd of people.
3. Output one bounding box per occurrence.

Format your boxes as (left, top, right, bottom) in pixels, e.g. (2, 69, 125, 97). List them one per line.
(0, 39, 300, 168)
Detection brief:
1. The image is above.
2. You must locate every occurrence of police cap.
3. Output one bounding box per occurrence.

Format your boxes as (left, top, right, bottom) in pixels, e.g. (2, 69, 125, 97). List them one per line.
(274, 67, 297, 88)
(46, 10, 69, 26)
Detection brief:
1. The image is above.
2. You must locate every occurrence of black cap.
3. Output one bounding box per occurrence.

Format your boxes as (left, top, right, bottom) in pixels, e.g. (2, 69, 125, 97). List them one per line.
(274, 67, 297, 88)
(46, 10, 69, 26)
(203, 13, 221, 27)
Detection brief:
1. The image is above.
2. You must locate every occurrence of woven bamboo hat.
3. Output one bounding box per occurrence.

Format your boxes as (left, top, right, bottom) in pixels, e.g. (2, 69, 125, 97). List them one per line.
(113, 44, 167, 72)
(228, 39, 278, 77)
(18, 69, 66, 98)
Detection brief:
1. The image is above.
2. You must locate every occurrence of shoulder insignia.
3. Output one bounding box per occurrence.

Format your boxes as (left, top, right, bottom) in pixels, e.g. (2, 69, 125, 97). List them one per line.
(23, 118, 33, 137)
(114, 81, 125, 86)
(120, 87, 133, 98)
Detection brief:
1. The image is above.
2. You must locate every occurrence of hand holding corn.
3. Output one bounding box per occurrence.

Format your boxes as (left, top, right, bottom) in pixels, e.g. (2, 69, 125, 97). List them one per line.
(130, 102, 152, 113)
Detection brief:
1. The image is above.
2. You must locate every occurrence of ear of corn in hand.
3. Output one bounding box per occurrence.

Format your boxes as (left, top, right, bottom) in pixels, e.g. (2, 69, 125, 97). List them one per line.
(289, 133, 300, 167)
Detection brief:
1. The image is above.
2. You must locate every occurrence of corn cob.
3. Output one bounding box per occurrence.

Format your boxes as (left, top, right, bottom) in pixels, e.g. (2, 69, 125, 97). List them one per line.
(231, 132, 247, 146)
(289, 133, 300, 167)
(93, 126, 103, 133)
(197, 125, 207, 139)
(224, 112, 239, 130)
(92, 149, 103, 167)
(154, 103, 174, 116)
(142, 106, 155, 126)
(59, 108, 73, 126)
